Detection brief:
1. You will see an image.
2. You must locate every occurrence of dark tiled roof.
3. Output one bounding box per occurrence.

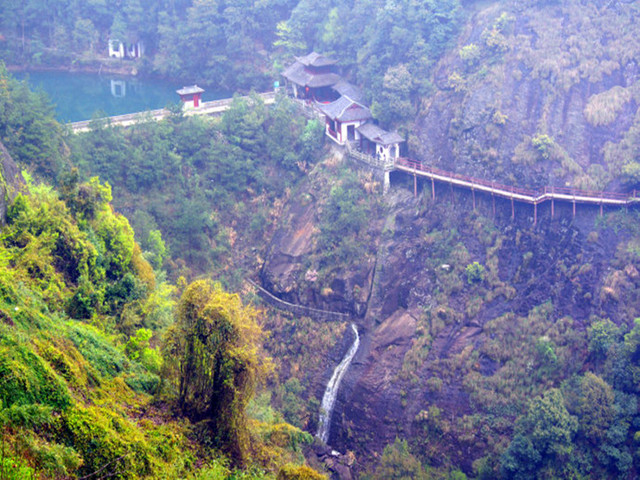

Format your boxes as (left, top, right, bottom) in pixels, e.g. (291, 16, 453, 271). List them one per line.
(319, 96, 372, 122)
(332, 79, 364, 103)
(282, 62, 307, 85)
(296, 51, 337, 67)
(176, 85, 204, 95)
(307, 73, 342, 88)
(282, 62, 340, 88)
(357, 123, 404, 145)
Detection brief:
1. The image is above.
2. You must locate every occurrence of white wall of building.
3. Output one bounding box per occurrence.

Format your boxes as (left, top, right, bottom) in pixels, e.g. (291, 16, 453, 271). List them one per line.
(108, 40, 125, 58)
(335, 120, 364, 144)
(376, 143, 399, 162)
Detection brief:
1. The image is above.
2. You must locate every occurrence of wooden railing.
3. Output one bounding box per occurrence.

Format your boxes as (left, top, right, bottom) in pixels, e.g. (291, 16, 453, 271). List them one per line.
(395, 157, 640, 207)
(346, 142, 395, 171)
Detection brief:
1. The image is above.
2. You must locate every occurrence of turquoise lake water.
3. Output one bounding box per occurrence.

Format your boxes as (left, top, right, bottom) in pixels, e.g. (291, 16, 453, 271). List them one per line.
(13, 71, 229, 123)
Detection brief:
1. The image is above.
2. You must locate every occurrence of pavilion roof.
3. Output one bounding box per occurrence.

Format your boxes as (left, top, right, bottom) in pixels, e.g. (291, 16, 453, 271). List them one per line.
(357, 123, 404, 145)
(332, 79, 364, 103)
(282, 61, 340, 88)
(319, 96, 372, 122)
(296, 51, 338, 67)
(176, 85, 205, 96)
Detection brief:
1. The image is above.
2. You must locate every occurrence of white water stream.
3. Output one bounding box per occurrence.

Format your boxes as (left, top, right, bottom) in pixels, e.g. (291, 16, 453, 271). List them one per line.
(316, 323, 360, 443)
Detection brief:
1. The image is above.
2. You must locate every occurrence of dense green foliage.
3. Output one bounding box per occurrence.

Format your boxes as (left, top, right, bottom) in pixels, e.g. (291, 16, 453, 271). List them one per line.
(0, 69, 324, 478)
(0, 165, 322, 480)
(68, 93, 323, 281)
(318, 165, 381, 266)
(166, 280, 268, 465)
(0, 177, 183, 478)
(0, 63, 67, 178)
(0, 0, 461, 126)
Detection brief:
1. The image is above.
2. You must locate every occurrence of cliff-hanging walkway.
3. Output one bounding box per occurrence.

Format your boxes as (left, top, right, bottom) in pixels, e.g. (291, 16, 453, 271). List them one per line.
(246, 279, 350, 322)
(394, 158, 637, 207)
(68, 91, 277, 133)
(346, 146, 640, 221)
(69, 92, 640, 218)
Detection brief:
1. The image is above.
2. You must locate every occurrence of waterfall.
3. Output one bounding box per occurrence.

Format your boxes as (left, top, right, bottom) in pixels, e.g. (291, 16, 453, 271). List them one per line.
(316, 323, 360, 443)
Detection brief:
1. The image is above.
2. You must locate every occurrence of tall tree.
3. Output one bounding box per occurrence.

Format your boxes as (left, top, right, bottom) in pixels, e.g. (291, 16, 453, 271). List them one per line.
(165, 280, 269, 465)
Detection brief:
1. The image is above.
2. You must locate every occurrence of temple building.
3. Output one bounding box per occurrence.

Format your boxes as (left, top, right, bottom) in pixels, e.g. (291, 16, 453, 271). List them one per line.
(108, 39, 144, 59)
(283, 52, 405, 158)
(282, 52, 341, 102)
(176, 85, 204, 109)
(357, 123, 404, 162)
(319, 96, 372, 145)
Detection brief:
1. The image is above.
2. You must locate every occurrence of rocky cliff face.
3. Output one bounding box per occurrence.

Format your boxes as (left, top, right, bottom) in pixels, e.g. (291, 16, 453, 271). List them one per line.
(265, 172, 639, 473)
(413, 1, 640, 191)
(262, 1, 640, 475)
(260, 157, 381, 317)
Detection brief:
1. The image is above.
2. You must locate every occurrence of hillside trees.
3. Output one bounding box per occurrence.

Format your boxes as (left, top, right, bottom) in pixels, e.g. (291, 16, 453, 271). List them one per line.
(165, 280, 270, 465)
(279, 0, 462, 127)
(0, 63, 67, 178)
(69, 94, 324, 279)
(501, 389, 577, 478)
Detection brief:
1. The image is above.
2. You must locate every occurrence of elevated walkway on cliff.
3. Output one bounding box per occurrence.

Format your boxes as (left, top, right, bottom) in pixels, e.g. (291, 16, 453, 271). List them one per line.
(68, 91, 277, 133)
(246, 279, 350, 323)
(343, 142, 640, 220)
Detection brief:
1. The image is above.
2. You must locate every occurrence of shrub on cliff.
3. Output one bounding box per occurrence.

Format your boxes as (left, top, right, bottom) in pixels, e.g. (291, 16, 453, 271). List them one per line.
(164, 280, 271, 465)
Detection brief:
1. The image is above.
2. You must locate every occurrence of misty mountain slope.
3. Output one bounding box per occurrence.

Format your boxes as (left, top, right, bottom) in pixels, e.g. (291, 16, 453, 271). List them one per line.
(413, 0, 640, 192)
(260, 3, 640, 478)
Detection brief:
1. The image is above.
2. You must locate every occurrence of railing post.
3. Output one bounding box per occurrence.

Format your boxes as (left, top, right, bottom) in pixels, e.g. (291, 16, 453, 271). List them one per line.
(492, 192, 496, 218)
(534, 202, 537, 226)
(431, 177, 435, 201)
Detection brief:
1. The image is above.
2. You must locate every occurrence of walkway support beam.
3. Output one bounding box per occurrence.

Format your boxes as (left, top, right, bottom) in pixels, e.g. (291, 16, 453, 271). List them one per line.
(394, 159, 636, 211)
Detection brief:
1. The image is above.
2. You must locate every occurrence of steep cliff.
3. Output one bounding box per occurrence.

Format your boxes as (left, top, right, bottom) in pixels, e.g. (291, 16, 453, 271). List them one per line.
(261, 2, 640, 477)
(413, 1, 640, 192)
